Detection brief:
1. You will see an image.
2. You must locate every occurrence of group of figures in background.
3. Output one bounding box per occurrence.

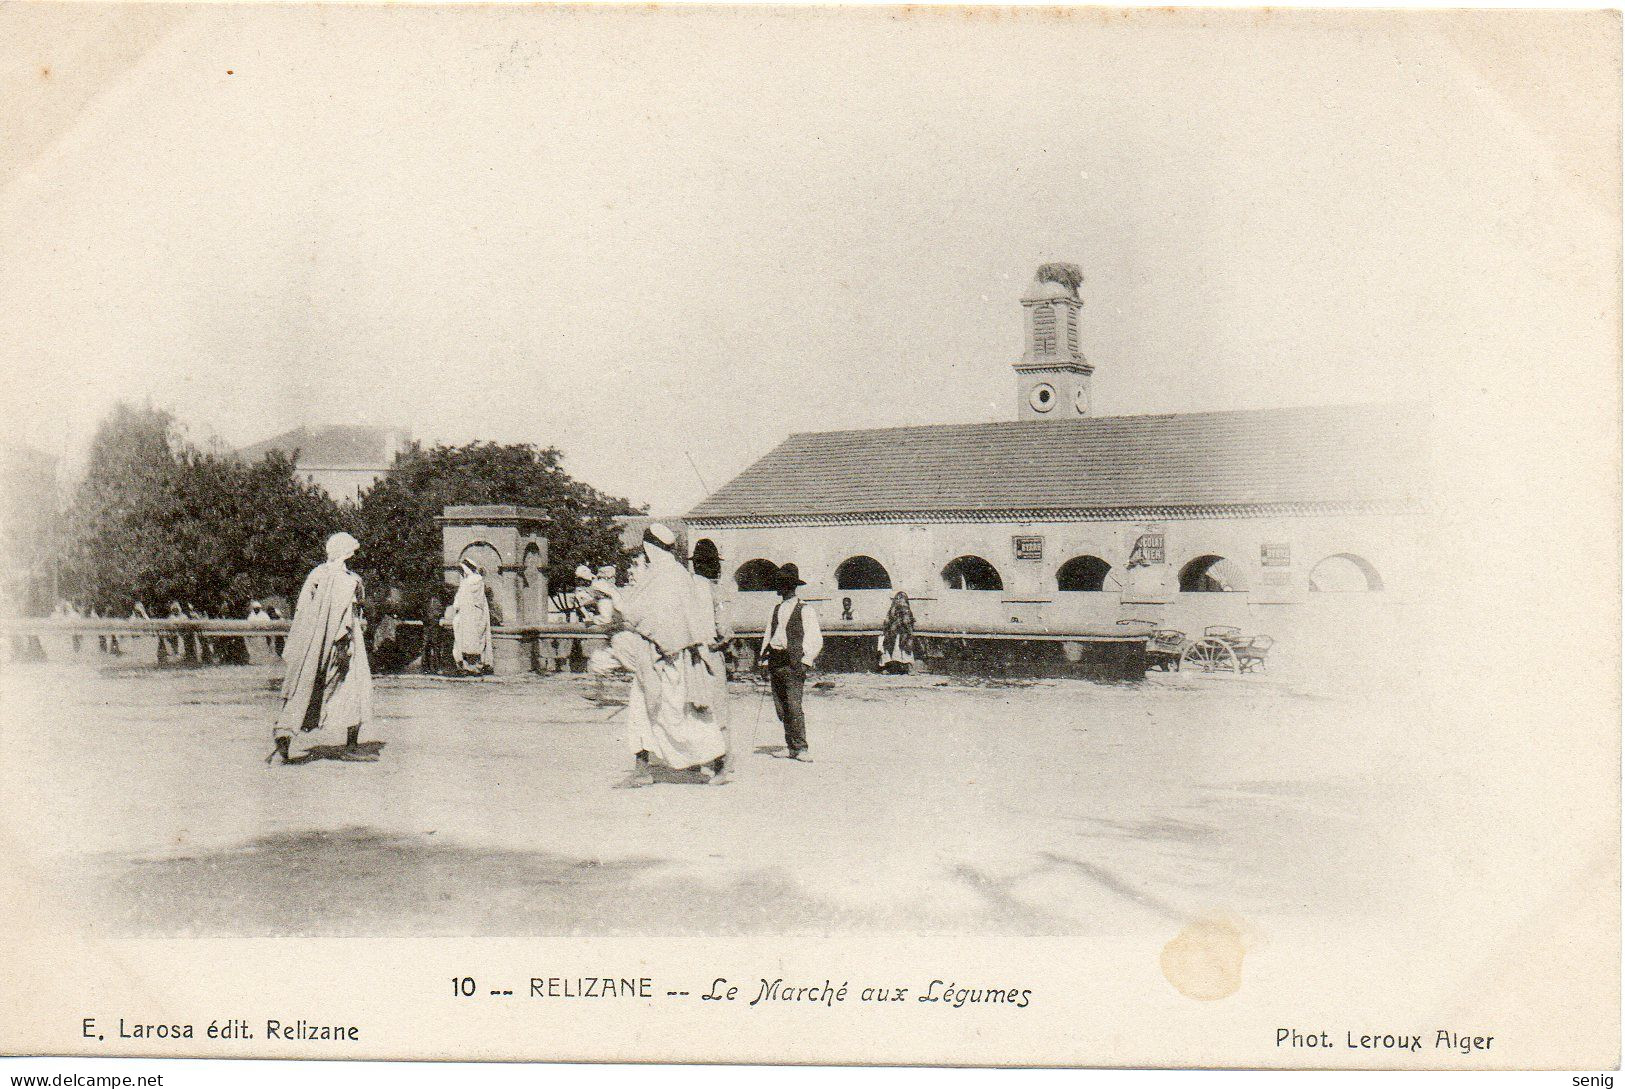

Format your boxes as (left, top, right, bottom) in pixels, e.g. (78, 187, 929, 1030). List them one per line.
(40, 597, 286, 664)
(17, 522, 927, 787)
(265, 524, 897, 787)
(29, 555, 508, 678)
(580, 525, 833, 784)
(269, 537, 511, 764)
(21, 552, 925, 688)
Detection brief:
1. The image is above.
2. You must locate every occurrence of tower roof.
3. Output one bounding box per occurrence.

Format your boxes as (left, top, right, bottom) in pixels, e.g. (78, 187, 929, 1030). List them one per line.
(1021, 278, 1076, 303)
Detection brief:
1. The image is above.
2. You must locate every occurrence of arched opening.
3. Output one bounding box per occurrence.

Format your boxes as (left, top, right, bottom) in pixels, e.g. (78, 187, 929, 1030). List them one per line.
(941, 555, 1004, 592)
(456, 541, 505, 625)
(1179, 554, 1247, 593)
(1056, 555, 1113, 592)
(1310, 553, 1384, 592)
(519, 543, 545, 623)
(691, 538, 722, 582)
(734, 559, 780, 592)
(458, 541, 501, 579)
(835, 555, 892, 590)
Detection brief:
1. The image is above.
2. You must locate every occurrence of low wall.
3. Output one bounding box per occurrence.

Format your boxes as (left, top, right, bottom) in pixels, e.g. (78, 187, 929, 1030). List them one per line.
(2, 599, 1416, 686)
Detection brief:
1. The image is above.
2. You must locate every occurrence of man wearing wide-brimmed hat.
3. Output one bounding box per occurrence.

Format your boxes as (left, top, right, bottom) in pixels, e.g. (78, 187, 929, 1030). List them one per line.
(759, 562, 822, 762)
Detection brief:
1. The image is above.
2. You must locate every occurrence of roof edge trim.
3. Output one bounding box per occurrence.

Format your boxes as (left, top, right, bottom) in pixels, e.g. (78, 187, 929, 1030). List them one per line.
(687, 501, 1424, 527)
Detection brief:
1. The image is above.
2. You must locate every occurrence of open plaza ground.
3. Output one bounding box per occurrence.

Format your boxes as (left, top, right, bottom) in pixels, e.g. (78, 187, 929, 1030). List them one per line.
(0, 650, 1422, 939)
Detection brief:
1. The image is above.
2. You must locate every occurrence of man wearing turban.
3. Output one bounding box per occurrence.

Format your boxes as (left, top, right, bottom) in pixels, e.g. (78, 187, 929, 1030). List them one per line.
(592, 523, 724, 787)
(269, 532, 375, 764)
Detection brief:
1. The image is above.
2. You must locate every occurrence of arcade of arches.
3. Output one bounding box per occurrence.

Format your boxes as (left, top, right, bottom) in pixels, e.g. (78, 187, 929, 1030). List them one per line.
(734, 559, 780, 592)
(940, 555, 1003, 592)
(1056, 555, 1113, 592)
(1178, 554, 1248, 593)
(835, 555, 892, 590)
(1309, 553, 1384, 593)
(726, 551, 1384, 596)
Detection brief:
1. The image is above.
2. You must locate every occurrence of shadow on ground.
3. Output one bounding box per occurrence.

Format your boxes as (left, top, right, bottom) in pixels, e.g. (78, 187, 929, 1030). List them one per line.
(72, 826, 1071, 938)
(283, 741, 387, 764)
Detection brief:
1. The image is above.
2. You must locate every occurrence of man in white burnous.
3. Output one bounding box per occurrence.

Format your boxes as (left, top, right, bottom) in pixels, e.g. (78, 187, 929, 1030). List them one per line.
(269, 532, 374, 764)
(591, 523, 724, 787)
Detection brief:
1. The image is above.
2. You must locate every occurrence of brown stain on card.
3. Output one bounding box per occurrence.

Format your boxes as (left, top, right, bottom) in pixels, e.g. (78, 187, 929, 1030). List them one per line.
(1160, 915, 1247, 1000)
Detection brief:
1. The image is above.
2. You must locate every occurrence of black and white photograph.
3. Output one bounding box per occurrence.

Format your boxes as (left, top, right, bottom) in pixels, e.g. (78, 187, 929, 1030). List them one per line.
(0, 2, 1617, 1071)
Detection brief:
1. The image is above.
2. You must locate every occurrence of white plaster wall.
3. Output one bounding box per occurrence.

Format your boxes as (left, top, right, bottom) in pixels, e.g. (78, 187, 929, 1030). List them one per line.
(302, 468, 389, 503)
(692, 511, 1419, 640)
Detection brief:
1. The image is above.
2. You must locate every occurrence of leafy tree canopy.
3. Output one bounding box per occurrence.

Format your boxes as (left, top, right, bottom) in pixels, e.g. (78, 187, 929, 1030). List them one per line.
(353, 441, 642, 609)
(59, 403, 345, 615)
(55, 408, 641, 621)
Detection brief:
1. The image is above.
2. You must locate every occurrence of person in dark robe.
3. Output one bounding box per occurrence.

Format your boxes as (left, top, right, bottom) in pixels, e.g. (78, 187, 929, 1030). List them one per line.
(266, 598, 287, 656)
(878, 590, 916, 674)
(217, 599, 249, 664)
(420, 590, 448, 674)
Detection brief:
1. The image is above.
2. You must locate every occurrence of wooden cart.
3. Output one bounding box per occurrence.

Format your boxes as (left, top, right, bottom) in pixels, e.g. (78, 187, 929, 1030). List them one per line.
(1179, 625, 1274, 673)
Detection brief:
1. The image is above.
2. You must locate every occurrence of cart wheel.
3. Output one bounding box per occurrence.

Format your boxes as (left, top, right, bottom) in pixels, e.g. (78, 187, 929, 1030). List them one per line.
(1180, 641, 1215, 672)
(1181, 639, 1239, 673)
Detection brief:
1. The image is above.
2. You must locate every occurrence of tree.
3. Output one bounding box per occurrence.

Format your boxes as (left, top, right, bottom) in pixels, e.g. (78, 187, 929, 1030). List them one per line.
(167, 447, 348, 611)
(59, 403, 185, 613)
(353, 441, 641, 608)
(59, 403, 346, 615)
(0, 446, 63, 616)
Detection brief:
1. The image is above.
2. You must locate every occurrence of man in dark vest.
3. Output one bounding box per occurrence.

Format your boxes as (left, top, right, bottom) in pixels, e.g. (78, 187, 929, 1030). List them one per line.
(758, 563, 823, 762)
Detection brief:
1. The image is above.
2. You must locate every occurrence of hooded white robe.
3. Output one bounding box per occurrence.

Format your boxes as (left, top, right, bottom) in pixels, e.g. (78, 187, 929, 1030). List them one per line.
(448, 569, 494, 667)
(275, 536, 372, 753)
(609, 546, 724, 770)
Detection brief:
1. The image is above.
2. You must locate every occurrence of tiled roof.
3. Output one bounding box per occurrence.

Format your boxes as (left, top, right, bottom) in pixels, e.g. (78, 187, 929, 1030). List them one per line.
(686, 403, 1425, 521)
(238, 426, 408, 470)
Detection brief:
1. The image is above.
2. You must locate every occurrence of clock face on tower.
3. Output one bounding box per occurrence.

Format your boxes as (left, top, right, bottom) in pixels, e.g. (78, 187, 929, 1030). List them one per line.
(1073, 384, 1090, 415)
(1029, 383, 1056, 413)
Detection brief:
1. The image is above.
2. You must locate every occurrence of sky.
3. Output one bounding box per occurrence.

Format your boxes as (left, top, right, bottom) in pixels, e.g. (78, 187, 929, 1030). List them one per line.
(0, 5, 1616, 514)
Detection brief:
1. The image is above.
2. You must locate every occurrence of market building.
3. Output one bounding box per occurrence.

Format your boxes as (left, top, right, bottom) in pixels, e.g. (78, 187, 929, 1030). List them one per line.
(683, 266, 1426, 670)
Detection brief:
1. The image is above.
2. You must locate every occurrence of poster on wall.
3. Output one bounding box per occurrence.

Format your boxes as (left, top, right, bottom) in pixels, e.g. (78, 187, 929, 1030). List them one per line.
(1127, 530, 1166, 568)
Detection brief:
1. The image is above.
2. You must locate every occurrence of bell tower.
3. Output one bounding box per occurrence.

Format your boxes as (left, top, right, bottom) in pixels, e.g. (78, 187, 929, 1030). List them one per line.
(1014, 263, 1093, 420)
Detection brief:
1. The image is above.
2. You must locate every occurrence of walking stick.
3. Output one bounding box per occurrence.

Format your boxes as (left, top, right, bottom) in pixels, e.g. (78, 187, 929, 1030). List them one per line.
(743, 674, 770, 754)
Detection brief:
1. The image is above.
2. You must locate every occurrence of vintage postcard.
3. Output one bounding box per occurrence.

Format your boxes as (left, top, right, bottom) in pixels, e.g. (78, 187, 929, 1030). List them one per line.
(0, 2, 1618, 1070)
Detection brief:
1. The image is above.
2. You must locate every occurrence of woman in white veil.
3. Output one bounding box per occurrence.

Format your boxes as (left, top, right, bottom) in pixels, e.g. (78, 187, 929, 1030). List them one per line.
(447, 557, 494, 675)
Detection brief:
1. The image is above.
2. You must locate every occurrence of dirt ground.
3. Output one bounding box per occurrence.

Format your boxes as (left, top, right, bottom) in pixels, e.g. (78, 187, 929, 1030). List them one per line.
(0, 653, 1424, 938)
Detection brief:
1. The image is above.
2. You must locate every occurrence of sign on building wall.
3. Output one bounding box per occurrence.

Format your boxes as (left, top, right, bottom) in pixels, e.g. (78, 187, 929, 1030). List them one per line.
(1127, 531, 1165, 568)
(1261, 541, 1292, 567)
(1012, 535, 1044, 561)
